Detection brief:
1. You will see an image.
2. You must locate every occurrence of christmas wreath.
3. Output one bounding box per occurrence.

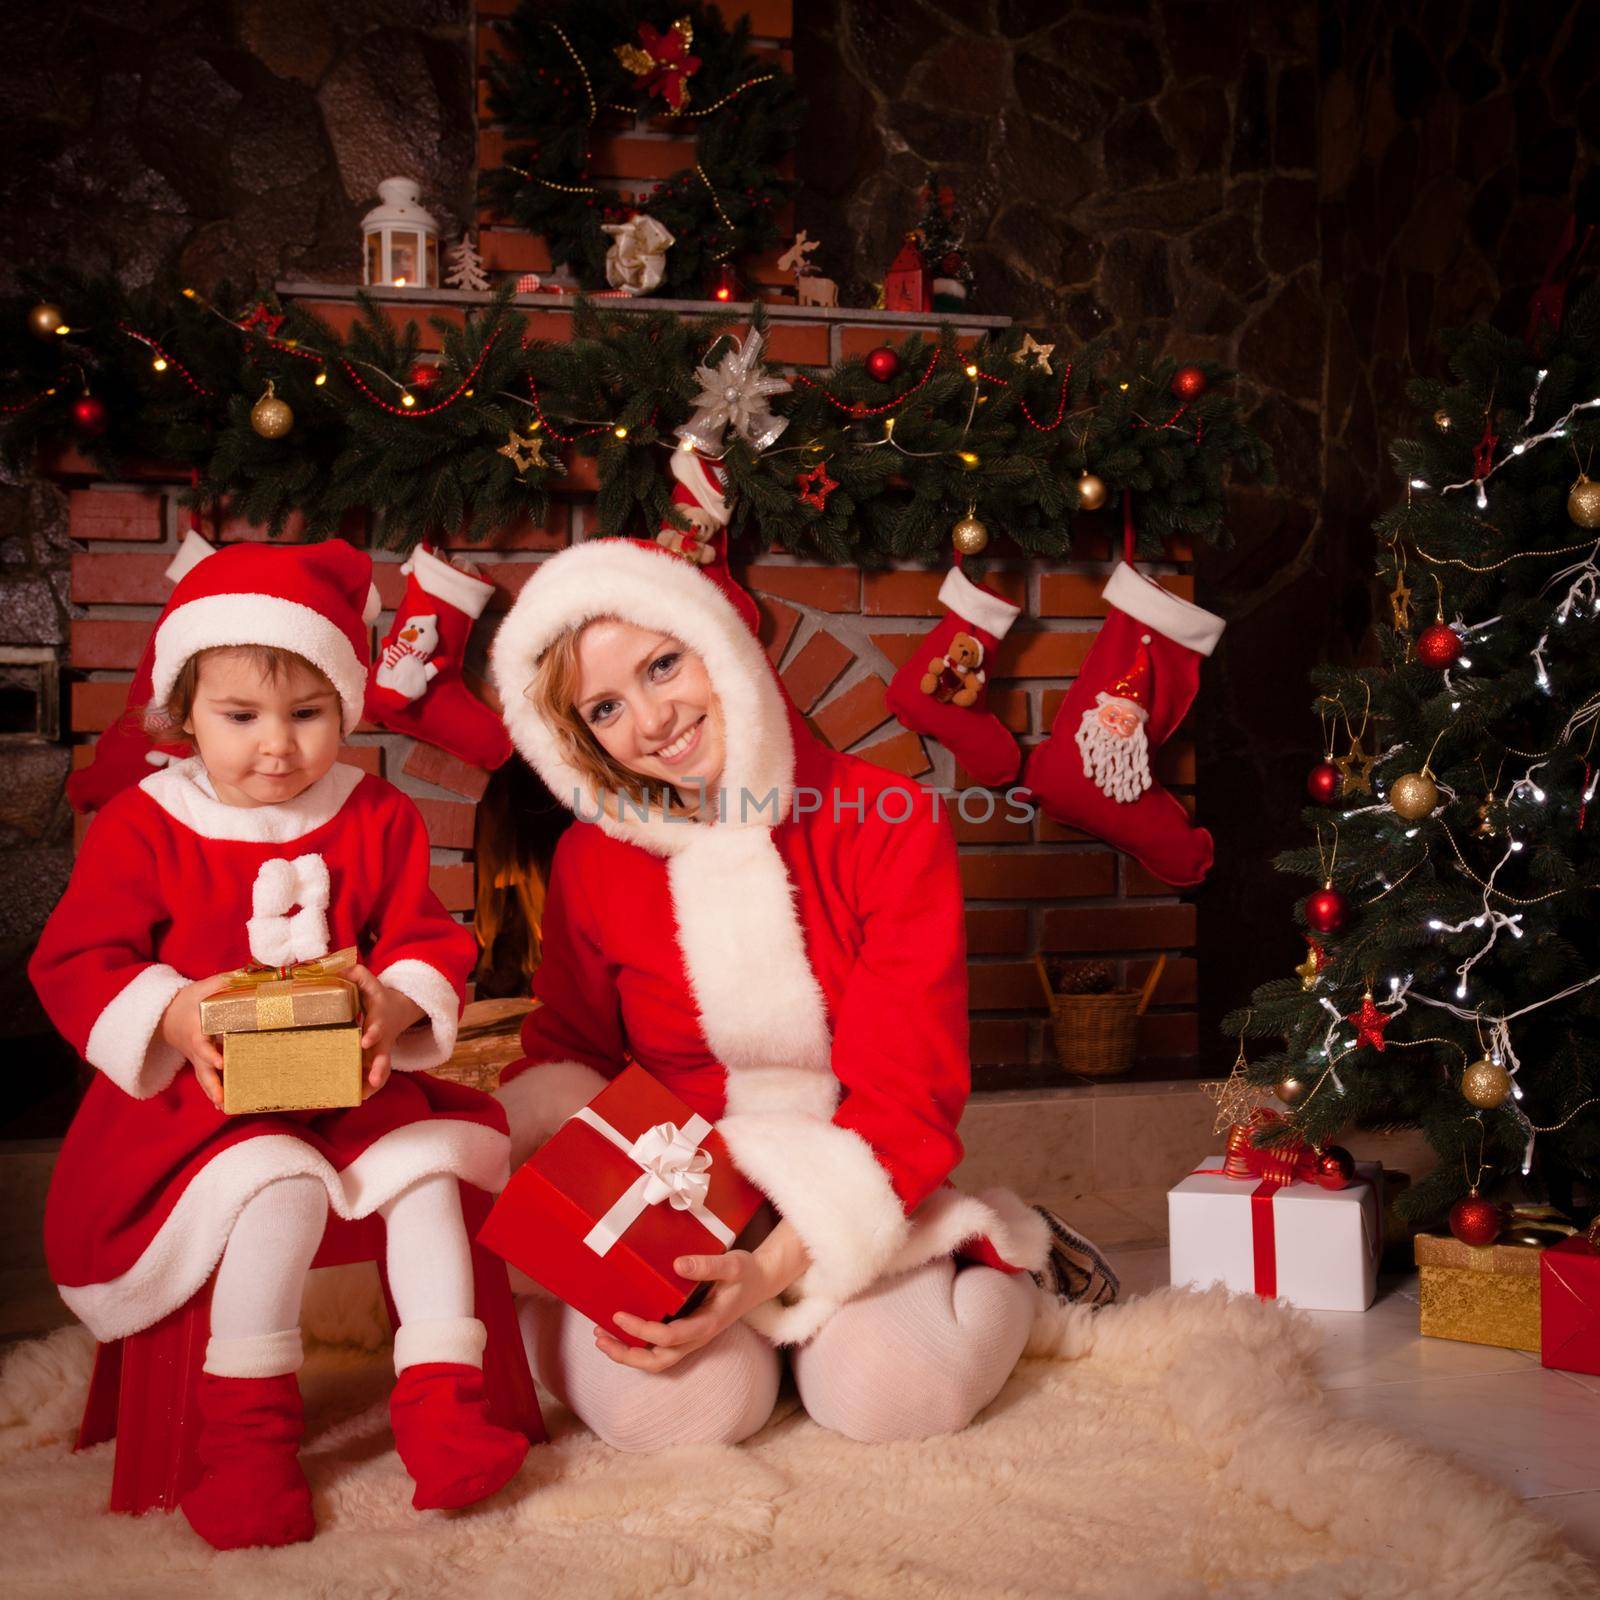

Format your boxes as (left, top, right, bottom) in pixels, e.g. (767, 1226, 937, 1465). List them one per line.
(481, 2, 802, 298)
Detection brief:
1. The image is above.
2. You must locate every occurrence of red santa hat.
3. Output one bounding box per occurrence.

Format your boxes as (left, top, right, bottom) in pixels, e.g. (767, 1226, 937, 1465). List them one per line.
(149, 539, 381, 734)
(1105, 633, 1153, 716)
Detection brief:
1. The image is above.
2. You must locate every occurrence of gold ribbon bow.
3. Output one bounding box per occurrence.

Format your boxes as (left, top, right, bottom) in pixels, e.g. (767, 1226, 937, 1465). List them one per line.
(220, 946, 358, 1030)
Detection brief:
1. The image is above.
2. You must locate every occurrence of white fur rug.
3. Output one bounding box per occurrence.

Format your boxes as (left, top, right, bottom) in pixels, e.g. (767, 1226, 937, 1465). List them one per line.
(1, 1282, 1594, 1600)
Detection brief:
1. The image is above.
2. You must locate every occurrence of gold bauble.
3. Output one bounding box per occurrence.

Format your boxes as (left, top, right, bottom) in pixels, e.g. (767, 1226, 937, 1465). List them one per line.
(951, 510, 989, 555)
(27, 301, 65, 340)
(1568, 474, 1600, 529)
(1273, 1074, 1310, 1108)
(1388, 769, 1438, 821)
(250, 382, 293, 440)
(1076, 472, 1107, 511)
(1461, 1057, 1512, 1109)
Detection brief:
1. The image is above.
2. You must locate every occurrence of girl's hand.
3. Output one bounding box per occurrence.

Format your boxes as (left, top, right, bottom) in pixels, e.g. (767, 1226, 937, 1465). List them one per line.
(160, 973, 236, 1111)
(600, 1219, 810, 1372)
(347, 962, 425, 1094)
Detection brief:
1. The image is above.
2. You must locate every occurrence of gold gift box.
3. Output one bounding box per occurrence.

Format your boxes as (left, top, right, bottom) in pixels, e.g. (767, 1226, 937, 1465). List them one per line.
(222, 1024, 364, 1115)
(200, 972, 359, 1035)
(1414, 1230, 1542, 1352)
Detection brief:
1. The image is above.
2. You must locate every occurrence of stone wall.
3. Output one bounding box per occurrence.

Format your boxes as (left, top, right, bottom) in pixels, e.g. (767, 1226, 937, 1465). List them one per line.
(793, 0, 1595, 1058)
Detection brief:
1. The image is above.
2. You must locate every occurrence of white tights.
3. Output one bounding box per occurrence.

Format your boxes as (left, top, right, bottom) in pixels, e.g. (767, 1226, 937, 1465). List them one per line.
(519, 1257, 1036, 1450)
(205, 1172, 478, 1377)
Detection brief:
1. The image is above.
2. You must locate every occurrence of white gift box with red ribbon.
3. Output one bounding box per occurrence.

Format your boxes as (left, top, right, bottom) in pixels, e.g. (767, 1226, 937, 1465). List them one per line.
(1167, 1156, 1382, 1312)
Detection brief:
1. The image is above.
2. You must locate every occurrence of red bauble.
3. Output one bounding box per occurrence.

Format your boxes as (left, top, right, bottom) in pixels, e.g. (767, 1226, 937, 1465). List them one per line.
(1312, 1146, 1356, 1190)
(408, 360, 440, 390)
(1171, 365, 1207, 400)
(1416, 622, 1462, 669)
(1306, 760, 1341, 805)
(1448, 1190, 1502, 1247)
(71, 394, 107, 438)
(1304, 886, 1347, 933)
(865, 346, 900, 382)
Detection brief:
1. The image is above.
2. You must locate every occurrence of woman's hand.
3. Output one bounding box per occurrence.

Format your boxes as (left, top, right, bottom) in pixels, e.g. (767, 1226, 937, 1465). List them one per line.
(348, 963, 425, 1094)
(160, 973, 236, 1110)
(599, 1218, 811, 1372)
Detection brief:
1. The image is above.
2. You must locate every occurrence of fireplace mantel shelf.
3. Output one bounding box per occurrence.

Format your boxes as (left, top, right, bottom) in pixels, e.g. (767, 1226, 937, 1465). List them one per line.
(274, 280, 1014, 331)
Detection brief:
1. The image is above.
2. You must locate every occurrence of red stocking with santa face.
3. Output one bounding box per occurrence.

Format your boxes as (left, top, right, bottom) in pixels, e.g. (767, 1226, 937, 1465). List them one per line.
(365, 544, 512, 771)
(1021, 563, 1224, 887)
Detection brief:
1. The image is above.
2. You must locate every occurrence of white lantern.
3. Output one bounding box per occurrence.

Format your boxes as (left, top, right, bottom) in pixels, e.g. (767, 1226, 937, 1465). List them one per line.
(361, 178, 439, 289)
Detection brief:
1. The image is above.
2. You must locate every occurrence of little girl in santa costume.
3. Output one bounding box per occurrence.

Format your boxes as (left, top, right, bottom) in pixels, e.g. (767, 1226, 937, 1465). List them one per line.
(489, 535, 1114, 1450)
(30, 540, 528, 1550)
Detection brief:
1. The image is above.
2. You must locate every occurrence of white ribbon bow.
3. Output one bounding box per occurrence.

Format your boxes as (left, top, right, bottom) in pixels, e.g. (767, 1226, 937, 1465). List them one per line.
(247, 853, 332, 968)
(571, 1107, 736, 1257)
(601, 213, 676, 295)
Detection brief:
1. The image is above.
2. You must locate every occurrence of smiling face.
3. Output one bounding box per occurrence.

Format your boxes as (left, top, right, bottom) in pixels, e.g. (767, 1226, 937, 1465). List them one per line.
(182, 647, 343, 808)
(574, 619, 725, 804)
(1096, 697, 1144, 740)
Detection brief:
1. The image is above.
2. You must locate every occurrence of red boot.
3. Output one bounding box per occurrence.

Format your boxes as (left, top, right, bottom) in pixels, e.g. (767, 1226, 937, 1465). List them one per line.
(390, 1363, 529, 1511)
(179, 1373, 315, 1551)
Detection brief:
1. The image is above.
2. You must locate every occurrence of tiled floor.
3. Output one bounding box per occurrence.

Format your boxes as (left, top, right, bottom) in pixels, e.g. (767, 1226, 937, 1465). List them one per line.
(1104, 1241, 1600, 1562)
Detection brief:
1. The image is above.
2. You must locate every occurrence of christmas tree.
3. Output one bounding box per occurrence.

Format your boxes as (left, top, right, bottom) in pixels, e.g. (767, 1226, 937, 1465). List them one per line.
(1226, 287, 1600, 1226)
(914, 174, 973, 311)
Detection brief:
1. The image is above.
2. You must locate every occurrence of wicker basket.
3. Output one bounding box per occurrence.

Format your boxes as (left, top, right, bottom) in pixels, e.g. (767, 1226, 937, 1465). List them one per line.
(1035, 953, 1166, 1079)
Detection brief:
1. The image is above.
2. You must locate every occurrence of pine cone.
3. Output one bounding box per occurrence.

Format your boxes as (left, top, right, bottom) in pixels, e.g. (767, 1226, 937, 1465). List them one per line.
(1051, 960, 1116, 996)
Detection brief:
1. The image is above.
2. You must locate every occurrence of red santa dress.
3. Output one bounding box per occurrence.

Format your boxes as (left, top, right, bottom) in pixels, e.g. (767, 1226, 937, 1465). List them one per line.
(489, 538, 1049, 1345)
(30, 758, 508, 1343)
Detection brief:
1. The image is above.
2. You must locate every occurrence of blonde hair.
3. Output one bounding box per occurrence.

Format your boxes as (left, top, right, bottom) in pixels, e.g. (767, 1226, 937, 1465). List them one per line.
(144, 645, 333, 737)
(522, 619, 681, 813)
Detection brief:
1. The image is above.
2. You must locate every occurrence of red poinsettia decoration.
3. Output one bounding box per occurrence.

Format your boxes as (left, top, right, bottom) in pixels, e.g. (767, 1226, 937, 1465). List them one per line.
(615, 17, 701, 111)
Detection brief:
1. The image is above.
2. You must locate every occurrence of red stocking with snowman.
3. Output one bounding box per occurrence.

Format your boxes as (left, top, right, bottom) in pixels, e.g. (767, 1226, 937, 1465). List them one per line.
(365, 544, 512, 771)
(1021, 555, 1225, 888)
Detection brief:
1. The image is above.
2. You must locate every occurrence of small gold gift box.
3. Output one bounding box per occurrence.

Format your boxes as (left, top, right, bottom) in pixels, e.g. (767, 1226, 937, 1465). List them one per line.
(200, 948, 364, 1115)
(1414, 1230, 1542, 1353)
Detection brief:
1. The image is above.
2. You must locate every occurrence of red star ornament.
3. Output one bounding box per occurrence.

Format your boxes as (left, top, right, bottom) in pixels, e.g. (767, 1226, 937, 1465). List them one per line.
(1345, 992, 1392, 1051)
(795, 460, 838, 510)
(239, 301, 286, 338)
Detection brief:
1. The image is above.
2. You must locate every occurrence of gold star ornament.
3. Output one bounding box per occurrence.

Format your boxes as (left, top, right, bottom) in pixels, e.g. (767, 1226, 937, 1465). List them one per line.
(1334, 735, 1375, 797)
(499, 429, 551, 478)
(1020, 333, 1055, 374)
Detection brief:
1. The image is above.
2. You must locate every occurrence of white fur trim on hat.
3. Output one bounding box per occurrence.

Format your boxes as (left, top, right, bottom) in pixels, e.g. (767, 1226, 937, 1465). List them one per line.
(1102, 563, 1225, 657)
(488, 539, 794, 859)
(151, 592, 369, 733)
(939, 565, 1021, 641)
(401, 545, 496, 619)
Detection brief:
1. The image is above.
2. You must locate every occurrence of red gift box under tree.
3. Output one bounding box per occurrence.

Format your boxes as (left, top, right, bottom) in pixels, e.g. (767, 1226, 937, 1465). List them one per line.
(1541, 1227, 1600, 1377)
(478, 1065, 767, 1348)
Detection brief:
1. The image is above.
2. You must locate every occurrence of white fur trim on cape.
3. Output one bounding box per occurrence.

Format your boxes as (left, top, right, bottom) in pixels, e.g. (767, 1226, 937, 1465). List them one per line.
(151, 591, 369, 733)
(83, 963, 190, 1099)
(378, 959, 462, 1072)
(939, 566, 1021, 641)
(668, 829, 833, 1084)
(204, 1328, 304, 1379)
(402, 544, 495, 619)
(1102, 563, 1226, 657)
(489, 538, 794, 860)
(141, 758, 366, 844)
(670, 448, 731, 525)
(57, 1121, 510, 1343)
(718, 1110, 910, 1345)
(393, 1316, 488, 1373)
(496, 1059, 611, 1170)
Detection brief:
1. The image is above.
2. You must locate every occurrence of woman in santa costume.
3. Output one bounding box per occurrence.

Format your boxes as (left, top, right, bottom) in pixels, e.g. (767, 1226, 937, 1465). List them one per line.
(490, 532, 1114, 1451)
(30, 539, 528, 1549)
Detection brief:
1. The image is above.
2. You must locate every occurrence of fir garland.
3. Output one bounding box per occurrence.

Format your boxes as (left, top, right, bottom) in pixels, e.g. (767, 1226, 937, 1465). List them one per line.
(480, 2, 802, 297)
(1, 272, 1271, 559)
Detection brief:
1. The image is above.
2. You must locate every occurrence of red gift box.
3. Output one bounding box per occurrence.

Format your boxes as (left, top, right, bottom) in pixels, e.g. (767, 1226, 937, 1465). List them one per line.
(1540, 1233, 1600, 1377)
(477, 1064, 768, 1347)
